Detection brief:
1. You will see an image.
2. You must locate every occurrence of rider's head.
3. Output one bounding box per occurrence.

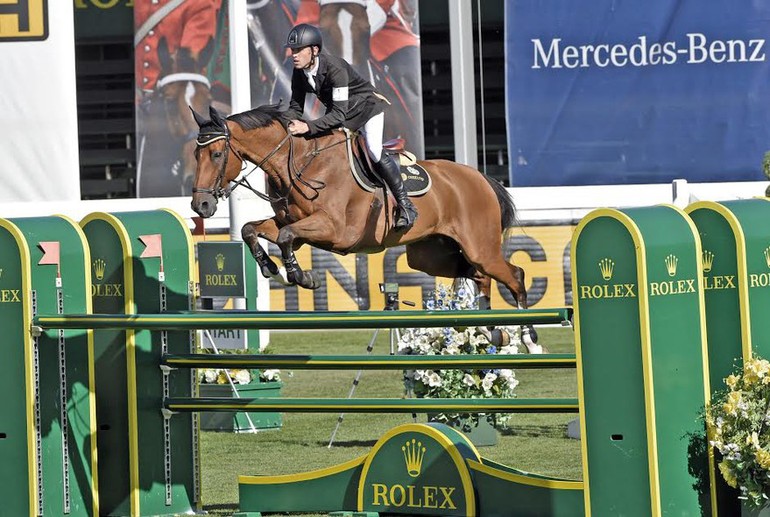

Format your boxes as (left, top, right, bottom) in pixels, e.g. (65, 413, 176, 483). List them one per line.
(286, 24, 322, 70)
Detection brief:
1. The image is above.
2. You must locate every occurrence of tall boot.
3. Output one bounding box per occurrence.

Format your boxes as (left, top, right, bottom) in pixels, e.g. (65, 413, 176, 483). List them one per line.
(374, 153, 418, 231)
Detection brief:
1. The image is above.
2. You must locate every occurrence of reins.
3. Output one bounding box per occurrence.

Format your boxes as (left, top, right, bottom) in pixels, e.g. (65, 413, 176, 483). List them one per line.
(193, 120, 352, 204)
(285, 134, 349, 200)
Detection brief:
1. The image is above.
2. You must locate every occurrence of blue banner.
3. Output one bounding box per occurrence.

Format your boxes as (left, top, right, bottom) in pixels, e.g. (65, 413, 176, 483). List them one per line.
(506, 0, 770, 186)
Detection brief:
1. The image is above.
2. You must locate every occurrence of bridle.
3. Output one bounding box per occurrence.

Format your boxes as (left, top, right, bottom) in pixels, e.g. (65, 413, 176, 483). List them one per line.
(193, 119, 352, 203)
(193, 120, 290, 201)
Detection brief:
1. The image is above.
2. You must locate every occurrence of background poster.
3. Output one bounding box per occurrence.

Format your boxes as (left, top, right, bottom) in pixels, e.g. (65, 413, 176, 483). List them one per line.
(246, 0, 425, 158)
(506, 0, 770, 187)
(0, 0, 81, 202)
(135, 0, 230, 197)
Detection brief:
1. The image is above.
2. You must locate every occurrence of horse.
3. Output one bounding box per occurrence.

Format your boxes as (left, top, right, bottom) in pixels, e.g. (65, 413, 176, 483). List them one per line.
(137, 38, 214, 197)
(189, 104, 540, 349)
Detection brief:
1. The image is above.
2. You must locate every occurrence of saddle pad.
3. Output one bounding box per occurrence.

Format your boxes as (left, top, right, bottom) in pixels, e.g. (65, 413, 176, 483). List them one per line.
(345, 134, 431, 196)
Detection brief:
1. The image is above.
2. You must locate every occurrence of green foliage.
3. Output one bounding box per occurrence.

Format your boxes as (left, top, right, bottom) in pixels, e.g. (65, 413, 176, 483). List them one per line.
(763, 151, 770, 180)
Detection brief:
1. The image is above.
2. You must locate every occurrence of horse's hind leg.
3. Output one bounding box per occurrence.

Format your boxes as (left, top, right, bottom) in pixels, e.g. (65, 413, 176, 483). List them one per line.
(471, 271, 491, 309)
(459, 243, 544, 351)
(505, 263, 540, 348)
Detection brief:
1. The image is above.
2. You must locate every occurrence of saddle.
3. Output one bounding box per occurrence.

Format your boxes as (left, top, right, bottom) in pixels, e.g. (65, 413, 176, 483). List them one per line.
(343, 129, 431, 196)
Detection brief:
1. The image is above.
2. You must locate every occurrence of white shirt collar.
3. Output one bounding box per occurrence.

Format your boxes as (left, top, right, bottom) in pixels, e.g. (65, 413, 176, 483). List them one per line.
(303, 57, 320, 79)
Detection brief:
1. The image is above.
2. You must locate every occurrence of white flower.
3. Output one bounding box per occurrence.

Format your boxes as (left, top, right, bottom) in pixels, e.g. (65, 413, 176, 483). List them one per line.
(261, 369, 280, 381)
(233, 369, 252, 384)
(401, 284, 522, 427)
(499, 344, 519, 355)
(425, 371, 442, 387)
(469, 332, 487, 347)
(481, 372, 498, 391)
(203, 369, 218, 383)
(397, 340, 413, 353)
(445, 343, 461, 355)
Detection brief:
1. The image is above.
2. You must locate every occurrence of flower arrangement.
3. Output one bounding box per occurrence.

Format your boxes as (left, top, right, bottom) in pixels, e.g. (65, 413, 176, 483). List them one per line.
(198, 368, 281, 385)
(707, 356, 770, 509)
(398, 282, 522, 429)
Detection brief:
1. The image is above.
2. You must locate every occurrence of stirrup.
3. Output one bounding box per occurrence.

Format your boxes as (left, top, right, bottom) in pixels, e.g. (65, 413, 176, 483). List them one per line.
(394, 204, 417, 231)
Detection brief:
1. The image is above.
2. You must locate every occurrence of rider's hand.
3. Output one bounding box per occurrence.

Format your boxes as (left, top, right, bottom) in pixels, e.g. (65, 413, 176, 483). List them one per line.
(288, 120, 309, 136)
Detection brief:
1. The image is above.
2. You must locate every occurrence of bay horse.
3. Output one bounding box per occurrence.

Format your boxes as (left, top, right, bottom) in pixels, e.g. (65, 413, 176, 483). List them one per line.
(189, 105, 540, 348)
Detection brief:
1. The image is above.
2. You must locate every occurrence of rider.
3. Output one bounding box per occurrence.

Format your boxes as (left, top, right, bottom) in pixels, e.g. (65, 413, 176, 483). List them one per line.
(283, 23, 418, 232)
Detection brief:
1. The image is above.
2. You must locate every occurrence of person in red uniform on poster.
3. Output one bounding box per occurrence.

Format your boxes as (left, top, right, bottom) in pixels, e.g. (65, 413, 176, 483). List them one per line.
(291, 0, 423, 157)
(369, 0, 423, 158)
(135, 0, 220, 197)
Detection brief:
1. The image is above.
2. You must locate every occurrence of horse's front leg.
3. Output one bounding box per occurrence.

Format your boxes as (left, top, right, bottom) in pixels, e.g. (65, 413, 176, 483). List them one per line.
(276, 211, 340, 290)
(241, 218, 288, 284)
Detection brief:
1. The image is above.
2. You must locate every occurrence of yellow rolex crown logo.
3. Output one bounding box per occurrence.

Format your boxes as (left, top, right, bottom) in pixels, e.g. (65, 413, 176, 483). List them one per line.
(764, 246, 770, 269)
(215, 253, 225, 272)
(402, 438, 426, 478)
(665, 254, 678, 277)
(702, 250, 714, 273)
(598, 258, 614, 281)
(93, 259, 106, 281)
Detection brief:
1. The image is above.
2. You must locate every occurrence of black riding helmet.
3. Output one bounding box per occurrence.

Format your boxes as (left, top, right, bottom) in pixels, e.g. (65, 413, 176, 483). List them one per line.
(285, 23, 323, 51)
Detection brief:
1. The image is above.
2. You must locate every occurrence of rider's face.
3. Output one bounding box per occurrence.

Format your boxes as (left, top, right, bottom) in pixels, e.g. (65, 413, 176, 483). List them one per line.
(291, 46, 315, 69)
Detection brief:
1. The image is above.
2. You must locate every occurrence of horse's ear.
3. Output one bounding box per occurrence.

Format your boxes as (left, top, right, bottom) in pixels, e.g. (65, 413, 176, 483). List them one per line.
(209, 105, 226, 126)
(197, 38, 215, 71)
(158, 37, 173, 75)
(190, 106, 208, 127)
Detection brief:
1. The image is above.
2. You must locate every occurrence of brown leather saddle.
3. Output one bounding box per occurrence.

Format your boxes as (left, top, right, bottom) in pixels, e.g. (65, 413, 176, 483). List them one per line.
(344, 131, 431, 196)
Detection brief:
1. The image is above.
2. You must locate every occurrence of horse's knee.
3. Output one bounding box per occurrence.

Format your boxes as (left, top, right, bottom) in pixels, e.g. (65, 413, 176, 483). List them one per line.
(276, 226, 296, 254)
(241, 223, 257, 243)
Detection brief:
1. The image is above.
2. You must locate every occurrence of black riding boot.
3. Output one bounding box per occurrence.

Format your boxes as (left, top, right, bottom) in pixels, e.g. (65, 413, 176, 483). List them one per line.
(374, 153, 418, 231)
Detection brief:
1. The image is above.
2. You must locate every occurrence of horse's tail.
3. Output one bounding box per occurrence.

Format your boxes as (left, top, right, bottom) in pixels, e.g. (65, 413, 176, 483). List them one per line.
(483, 175, 516, 230)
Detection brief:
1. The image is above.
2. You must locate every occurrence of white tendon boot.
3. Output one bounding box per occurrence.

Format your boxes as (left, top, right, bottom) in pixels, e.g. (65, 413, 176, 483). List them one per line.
(522, 326, 545, 354)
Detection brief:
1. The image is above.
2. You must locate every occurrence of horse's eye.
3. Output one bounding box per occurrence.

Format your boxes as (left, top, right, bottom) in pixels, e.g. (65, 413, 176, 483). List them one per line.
(212, 151, 223, 159)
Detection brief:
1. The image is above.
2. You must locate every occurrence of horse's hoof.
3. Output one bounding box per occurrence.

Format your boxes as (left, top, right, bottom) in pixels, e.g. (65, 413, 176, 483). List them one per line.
(260, 260, 279, 278)
(272, 267, 293, 286)
(527, 325, 539, 344)
(303, 271, 321, 290)
(522, 327, 546, 354)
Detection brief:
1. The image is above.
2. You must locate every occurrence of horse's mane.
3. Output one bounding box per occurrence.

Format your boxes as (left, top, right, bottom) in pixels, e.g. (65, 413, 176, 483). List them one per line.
(227, 104, 287, 130)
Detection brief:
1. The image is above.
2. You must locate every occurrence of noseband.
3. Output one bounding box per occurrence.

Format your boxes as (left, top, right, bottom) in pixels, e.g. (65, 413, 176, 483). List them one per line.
(192, 122, 291, 200)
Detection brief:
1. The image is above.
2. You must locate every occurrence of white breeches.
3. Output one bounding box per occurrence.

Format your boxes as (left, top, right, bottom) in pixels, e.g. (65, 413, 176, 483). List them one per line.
(360, 112, 385, 162)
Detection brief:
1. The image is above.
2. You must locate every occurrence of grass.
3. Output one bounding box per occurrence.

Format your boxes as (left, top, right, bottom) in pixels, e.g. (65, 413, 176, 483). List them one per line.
(199, 326, 580, 516)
